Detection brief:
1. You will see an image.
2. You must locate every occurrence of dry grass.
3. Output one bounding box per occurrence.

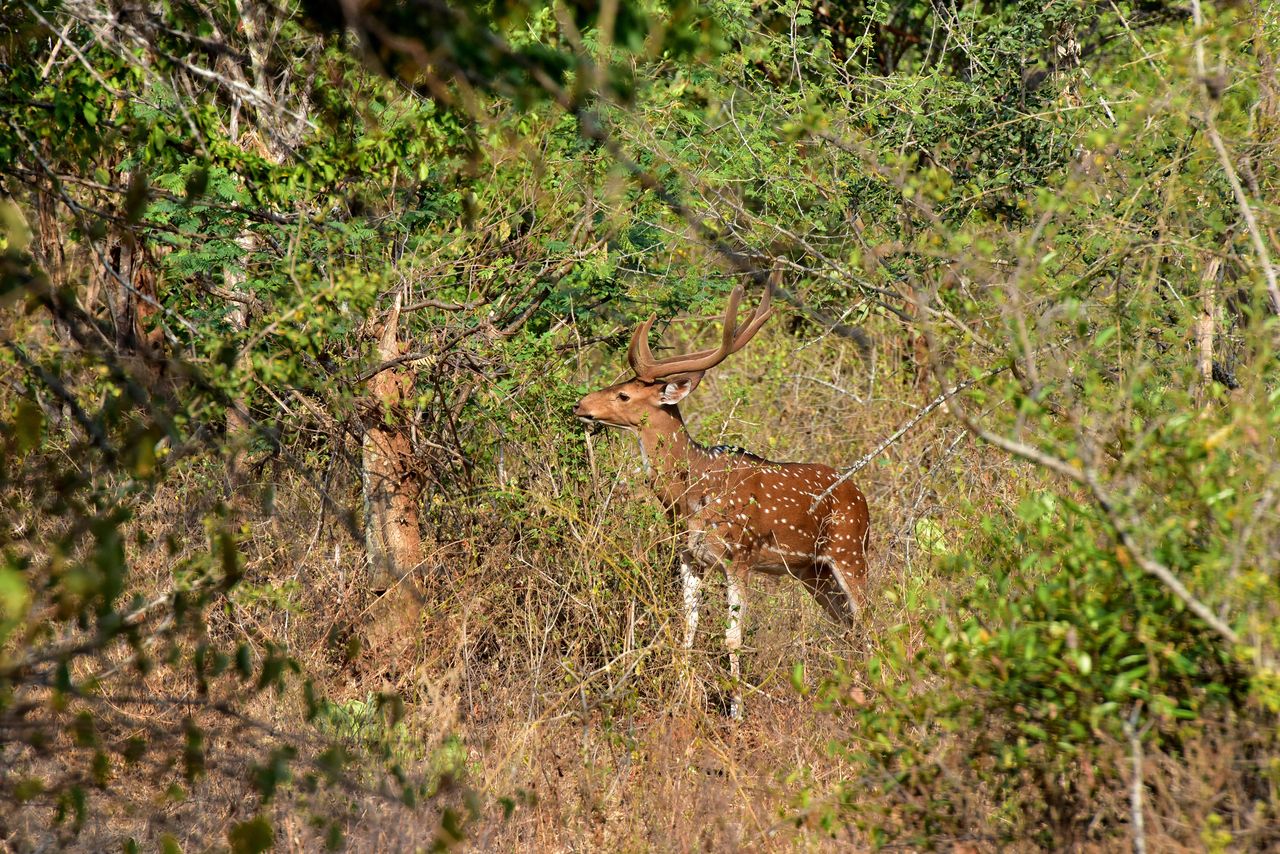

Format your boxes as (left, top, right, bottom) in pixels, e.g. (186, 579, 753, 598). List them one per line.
(4, 323, 1273, 852)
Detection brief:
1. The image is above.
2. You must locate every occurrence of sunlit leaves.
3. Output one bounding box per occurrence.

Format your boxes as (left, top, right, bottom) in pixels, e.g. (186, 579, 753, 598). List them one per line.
(11, 398, 43, 454)
(0, 564, 31, 647)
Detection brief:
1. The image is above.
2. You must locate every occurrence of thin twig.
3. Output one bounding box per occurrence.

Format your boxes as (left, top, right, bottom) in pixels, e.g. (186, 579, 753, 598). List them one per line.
(918, 316, 1244, 651)
(808, 367, 1006, 512)
(1123, 705, 1150, 854)
(5, 340, 114, 459)
(1189, 0, 1280, 314)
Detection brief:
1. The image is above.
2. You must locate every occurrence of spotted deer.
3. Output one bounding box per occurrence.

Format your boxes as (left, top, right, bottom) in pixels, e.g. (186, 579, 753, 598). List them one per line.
(573, 279, 871, 717)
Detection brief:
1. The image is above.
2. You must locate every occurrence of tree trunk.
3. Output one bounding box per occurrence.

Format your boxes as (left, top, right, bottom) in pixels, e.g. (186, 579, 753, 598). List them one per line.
(360, 294, 424, 662)
(223, 231, 256, 499)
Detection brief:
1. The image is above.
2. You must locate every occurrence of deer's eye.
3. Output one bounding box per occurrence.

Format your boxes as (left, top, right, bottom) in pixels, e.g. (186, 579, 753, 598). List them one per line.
(617, 392, 630, 402)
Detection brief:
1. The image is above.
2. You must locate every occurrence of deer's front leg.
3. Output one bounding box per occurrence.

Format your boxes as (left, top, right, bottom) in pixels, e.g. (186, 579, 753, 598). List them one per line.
(678, 553, 702, 650)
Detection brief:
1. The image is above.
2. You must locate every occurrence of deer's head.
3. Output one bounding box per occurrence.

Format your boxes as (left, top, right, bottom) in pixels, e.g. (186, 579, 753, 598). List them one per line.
(574, 283, 772, 431)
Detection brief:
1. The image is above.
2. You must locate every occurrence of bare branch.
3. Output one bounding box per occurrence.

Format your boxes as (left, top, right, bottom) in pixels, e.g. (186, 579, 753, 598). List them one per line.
(808, 368, 1005, 512)
(1189, 0, 1280, 315)
(920, 313, 1245, 652)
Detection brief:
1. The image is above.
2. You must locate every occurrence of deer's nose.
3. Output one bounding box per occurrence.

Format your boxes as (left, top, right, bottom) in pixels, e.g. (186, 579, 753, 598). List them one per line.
(573, 400, 591, 418)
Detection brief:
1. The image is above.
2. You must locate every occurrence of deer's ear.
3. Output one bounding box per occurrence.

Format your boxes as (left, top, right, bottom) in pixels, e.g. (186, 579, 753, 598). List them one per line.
(657, 374, 702, 405)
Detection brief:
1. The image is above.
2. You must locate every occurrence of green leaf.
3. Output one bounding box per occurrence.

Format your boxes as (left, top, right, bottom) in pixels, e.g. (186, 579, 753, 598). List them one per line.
(183, 720, 205, 780)
(914, 518, 947, 555)
(184, 166, 210, 202)
(790, 661, 806, 695)
(125, 171, 150, 223)
(236, 643, 252, 679)
(228, 815, 274, 854)
(0, 565, 31, 646)
(13, 777, 45, 802)
(13, 399, 43, 454)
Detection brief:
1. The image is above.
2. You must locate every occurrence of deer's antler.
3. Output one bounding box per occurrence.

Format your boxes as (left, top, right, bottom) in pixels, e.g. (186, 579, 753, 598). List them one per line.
(628, 275, 774, 381)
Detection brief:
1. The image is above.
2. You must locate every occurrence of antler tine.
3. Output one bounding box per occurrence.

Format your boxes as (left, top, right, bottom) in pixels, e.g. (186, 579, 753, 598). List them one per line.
(638, 286, 742, 378)
(726, 276, 772, 354)
(626, 315, 658, 375)
(628, 281, 775, 381)
(654, 276, 773, 364)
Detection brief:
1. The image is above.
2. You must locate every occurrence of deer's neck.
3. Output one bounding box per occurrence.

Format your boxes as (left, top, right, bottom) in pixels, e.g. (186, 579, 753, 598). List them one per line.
(638, 406, 712, 512)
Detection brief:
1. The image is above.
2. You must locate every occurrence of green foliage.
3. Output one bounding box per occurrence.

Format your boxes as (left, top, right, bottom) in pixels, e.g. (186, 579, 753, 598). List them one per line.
(941, 491, 1241, 744)
(3, 0, 1280, 848)
(317, 694, 414, 757)
(228, 815, 274, 854)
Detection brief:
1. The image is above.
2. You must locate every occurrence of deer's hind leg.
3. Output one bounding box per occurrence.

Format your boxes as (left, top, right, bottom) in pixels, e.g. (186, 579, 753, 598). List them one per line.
(812, 517, 869, 625)
(801, 562, 859, 626)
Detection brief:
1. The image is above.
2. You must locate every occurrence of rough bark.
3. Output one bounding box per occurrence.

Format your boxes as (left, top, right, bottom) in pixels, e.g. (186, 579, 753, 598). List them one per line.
(360, 295, 424, 662)
(223, 231, 255, 498)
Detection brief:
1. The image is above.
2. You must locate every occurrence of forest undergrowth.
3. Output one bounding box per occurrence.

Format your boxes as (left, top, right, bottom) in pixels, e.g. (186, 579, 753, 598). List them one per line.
(7, 323, 1272, 851)
(3, 0, 1280, 850)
